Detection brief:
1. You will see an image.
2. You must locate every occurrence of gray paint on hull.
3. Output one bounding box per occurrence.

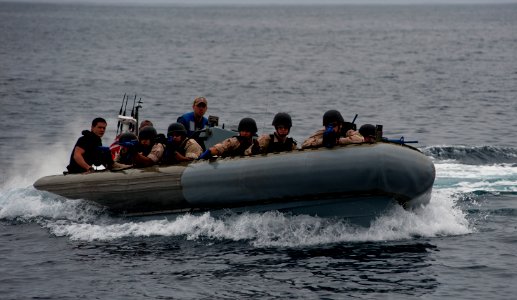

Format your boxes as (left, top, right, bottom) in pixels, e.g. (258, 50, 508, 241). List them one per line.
(181, 143, 435, 208)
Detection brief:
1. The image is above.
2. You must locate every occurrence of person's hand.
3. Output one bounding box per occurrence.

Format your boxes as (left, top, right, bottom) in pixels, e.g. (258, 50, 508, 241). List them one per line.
(324, 124, 334, 135)
(323, 125, 337, 148)
(251, 140, 260, 155)
(198, 149, 212, 160)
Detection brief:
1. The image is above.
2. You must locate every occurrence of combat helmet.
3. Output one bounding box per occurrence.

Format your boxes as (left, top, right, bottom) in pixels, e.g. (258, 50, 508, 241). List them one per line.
(138, 126, 157, 140)
(167, 123, 187, 138)
(238, 117, 258, 134)
(272, 112, 292, 128)
(322, 110, 344, 126)
(118, 132, 138, 143)
(359, 124, 376, 138)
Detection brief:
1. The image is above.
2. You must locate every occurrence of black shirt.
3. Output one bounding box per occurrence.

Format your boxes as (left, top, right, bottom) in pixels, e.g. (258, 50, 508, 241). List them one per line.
(66, 130, 102, 174)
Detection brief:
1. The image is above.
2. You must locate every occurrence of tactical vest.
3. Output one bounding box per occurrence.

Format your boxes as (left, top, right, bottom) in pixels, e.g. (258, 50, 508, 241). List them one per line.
(266, 134, 296, 153)
(223, 136, 257, 157)
(136, 143, 152, 157)
(162, 139, 188, 164)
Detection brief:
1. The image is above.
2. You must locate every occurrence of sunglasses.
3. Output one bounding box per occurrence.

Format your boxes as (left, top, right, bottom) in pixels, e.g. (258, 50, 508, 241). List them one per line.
(196, 103, 207, 108)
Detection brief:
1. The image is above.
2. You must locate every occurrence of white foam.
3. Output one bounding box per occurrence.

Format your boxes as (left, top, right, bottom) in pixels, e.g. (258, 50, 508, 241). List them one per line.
(0, 187, 105, 223)
(435, 162, 517, 178)
(1, 122, 85, 190)
(1, 157, 488, 248)
(435, 162, 517, 193)
(39, 187, 471, 247)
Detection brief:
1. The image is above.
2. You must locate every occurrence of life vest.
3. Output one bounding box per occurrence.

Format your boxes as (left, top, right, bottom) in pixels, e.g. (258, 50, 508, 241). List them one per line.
(266, 134, 296, 153)
(177, 112, 209, 137)
(136, 143, 152, 157)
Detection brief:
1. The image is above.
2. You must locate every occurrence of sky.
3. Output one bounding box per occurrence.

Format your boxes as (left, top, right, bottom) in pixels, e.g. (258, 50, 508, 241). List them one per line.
(3, 0, 517, 5)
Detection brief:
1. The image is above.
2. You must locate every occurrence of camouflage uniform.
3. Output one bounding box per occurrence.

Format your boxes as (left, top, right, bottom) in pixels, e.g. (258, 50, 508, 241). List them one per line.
(302, 129, 325, 149)
(339, 130, 364, 144)
(213, 137, 258, 157)
(301, 128, 364, 149)
(146, 143, 165, 163)
(183, 138, 203, 159)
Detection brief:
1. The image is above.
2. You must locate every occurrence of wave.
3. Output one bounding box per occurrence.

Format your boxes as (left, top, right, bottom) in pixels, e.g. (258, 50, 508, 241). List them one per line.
(434, 162, 517, 193)
(1, 185, 472, 247)
(422, 145, 517, 165)
(7, 147, 514, 247)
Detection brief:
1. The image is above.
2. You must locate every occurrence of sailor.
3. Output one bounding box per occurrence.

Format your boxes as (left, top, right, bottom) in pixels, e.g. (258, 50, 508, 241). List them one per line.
(257, 112, 297, 154)
(301, 110, 363, 149)
(198, 117, 260, 159)
(359, 124, 376, 143)
(161, 123, 203, 164)
(139, 119, 154, 131)
(114, 132, 139, 166)
(132, 126, 165, 167)
(177, 96, 209, 138)
(67, 117, 115, 174)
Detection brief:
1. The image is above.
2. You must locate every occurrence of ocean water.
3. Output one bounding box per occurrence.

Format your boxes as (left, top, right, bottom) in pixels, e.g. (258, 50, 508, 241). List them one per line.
(1, 2, 517, 299)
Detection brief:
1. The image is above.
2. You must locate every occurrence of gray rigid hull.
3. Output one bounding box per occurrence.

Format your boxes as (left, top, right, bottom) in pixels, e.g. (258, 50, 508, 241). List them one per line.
(34, 142, 435, 217)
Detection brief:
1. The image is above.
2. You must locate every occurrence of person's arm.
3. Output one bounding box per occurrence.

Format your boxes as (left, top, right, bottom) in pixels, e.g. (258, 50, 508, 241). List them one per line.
(256, 134, 269, 153)
(183, 140, 203, 160)
(72, 146, 92, 172)
(147, 143, 164, 163)
(338, 130, 364, 145)
(301, 129, 324, 149)
(133, 152, 154, 167)
(210, 138, 233, 156)
(199, 138, 232, 159)
(173, 152, 189, 162)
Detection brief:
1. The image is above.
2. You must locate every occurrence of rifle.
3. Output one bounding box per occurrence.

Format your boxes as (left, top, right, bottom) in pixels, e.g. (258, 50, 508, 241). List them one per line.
(383, 136, 418, 144)
(341, 113, 358, 135)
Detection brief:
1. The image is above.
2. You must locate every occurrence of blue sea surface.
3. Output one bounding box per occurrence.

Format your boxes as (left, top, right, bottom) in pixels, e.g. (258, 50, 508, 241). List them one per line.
(1, 2, 517, 299)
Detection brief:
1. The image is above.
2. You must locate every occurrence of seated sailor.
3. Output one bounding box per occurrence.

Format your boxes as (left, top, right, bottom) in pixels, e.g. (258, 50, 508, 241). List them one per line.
(67, 117, 117, 174)
(161, 123, 203, 164)
(132, 126, 165, 167)
(114, 132, 139, 167)
(199, 117, 260, 159)
(177, 96, 209, 138)
(301, 110, 363, 149)
(257, 112, 297, 154)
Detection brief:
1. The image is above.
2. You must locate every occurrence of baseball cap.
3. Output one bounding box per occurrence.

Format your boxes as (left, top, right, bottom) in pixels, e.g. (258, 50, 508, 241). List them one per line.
(193, 97, 207, 106)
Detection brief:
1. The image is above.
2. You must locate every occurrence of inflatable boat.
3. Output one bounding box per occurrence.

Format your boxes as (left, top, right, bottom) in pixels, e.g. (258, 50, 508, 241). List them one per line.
(33, 126, 435, 222)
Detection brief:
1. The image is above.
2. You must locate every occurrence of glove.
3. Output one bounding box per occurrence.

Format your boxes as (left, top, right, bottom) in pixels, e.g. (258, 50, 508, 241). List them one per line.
(198, 149, 212, 160)
(323, 125, 337, 148)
